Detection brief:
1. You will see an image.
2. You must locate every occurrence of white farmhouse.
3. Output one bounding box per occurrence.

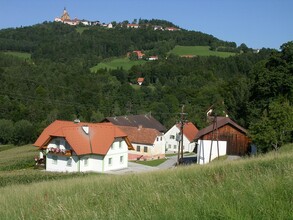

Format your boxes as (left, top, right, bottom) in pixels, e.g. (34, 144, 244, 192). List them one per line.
(117, 125, 166, 160)
(164, 122, 198, 153)
(34, 120, 134, 172)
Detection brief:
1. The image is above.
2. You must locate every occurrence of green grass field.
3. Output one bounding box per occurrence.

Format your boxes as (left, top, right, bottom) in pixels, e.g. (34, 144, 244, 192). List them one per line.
(0, 145, 95, 188)
(0, 143, 292, 219)
(135, 158, 167, 166)
(91, 57, 146, 72)
(170, 46, 236, 58)
(3, 51, 31, 60)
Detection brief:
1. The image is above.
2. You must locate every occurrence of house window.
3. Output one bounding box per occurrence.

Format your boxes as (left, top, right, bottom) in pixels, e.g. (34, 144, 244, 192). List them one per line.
(108, 157, 112, 165)
(160, 137, 162, 141)
(170, 135, 175, 139)
(52, 155, 58, 165)
(144, 146, 148, 153)
(55, 140, 60, 148)
(65, 141, 71, 150)
(67, 158, 72, 167)
(119, 141, 122, 149)
(157, 137, 159, 141)
(137, 145, 141, 152)
(120, 156, 123, 163)
(84, 158, 88, 166)
(174, 145, 177, 149)
(168, 144, 171, 149)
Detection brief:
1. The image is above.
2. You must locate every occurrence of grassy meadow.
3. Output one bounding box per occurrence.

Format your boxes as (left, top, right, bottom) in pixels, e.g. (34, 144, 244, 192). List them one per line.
(0, 145, 95, 188)
(2, 51, 31, 60)
(170, 46, 236, 58)
(0, 144, 292, 219)
(91, 57, 146, 72)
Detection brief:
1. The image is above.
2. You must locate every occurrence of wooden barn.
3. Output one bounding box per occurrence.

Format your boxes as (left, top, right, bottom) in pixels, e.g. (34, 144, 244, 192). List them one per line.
(195, 117, 250, 156)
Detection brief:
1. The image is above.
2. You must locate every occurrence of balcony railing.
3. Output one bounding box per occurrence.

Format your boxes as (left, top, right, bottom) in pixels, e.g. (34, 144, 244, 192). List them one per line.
(48, 148, 72, 156)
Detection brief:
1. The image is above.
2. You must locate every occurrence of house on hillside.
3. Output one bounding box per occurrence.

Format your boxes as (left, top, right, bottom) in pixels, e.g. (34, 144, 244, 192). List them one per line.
(194, 117, 250, 156)
(165, 27, 180, 31)
(148, 56, 159, 61)
(128, 50, 145, 59)
(164, 122, 198, 153)
(101, 114, 166, 133)
(137, 77, 144, 85)
(127, 24, 139, 29)
(34, 120, 134, 172)
(117, 126, 166, 160)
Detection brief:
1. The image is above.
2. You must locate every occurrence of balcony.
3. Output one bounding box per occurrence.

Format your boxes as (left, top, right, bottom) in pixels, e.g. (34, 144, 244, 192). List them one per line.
(48, 148, 72, 156)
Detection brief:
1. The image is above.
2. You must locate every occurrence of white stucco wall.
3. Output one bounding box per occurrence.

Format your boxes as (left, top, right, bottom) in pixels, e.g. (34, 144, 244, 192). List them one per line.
(103, 138, 128, 171)
(164, 125, 194, 153)
(197, 140, 227, 165)
(129, 135, 165, 160)
(45, 137, 128, 172)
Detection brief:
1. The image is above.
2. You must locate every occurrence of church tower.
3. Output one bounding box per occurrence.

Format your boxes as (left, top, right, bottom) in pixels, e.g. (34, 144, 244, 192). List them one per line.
(60, 7, 71, 21)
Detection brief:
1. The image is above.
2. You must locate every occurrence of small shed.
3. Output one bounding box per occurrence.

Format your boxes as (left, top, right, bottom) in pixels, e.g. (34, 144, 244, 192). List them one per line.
(195, 117, 250, 156)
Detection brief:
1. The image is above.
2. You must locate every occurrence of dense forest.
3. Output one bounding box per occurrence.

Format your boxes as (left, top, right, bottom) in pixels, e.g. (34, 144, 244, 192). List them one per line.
(0, 21, 292, 151)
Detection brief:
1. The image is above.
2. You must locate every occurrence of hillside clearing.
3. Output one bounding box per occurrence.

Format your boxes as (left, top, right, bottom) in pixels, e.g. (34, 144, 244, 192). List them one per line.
(91, 57, 146, 72)
(2, 51, 31, 60)
(0, 144, 292, 219)
(170, 45, 236, 58)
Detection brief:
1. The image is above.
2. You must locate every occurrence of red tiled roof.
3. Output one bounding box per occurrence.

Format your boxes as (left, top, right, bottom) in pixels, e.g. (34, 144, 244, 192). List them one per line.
(117, 126, 162, 145)
(195, 117, 247, 140)
(132, 50, 145, 58)
(34, 120, 132, 155)
(137, 77, 144, 83)
(176, 122, 198, 142)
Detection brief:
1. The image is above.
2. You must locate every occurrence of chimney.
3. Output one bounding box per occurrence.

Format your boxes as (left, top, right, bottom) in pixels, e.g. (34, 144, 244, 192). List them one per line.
(74, 119, 80, 123)
(138, 125, 143, 130)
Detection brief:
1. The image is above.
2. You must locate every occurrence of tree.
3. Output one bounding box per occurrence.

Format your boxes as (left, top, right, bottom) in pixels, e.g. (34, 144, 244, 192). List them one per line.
(0, 119, 14, 144)
(13, 120, 35, 145)
(249, 99, 293, 152)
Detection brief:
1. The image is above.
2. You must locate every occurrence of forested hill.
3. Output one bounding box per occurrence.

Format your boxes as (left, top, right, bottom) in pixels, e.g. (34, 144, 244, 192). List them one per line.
(0, 22, 237, 65)
(0, 21, 292, 151)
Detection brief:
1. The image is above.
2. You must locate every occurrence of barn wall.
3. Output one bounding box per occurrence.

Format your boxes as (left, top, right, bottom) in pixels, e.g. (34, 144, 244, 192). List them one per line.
(201, 125, 250, 156)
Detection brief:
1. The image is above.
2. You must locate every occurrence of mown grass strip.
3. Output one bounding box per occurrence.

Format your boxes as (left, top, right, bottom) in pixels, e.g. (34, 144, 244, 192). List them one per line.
(170, 45, 236, 58)
(91, 57, 146, 72)
(135, 158, 167, 166)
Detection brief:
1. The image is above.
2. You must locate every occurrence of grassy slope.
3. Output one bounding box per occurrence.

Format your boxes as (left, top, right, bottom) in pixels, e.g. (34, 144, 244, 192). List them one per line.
(2, 51, 31, 60)
(170, 45, 236, 58)
(91, 46, 235, 72)
(0, 144, 292, 219)
(91, 57, 146, 72)
(0, 145, 96, 188)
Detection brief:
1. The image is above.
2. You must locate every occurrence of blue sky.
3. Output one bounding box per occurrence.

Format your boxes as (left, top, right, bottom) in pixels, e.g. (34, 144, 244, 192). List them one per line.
(0, 0, 292, 49)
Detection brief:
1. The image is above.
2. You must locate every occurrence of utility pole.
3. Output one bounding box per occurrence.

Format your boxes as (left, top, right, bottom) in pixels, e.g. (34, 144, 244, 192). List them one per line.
(178, 105, 188, 165)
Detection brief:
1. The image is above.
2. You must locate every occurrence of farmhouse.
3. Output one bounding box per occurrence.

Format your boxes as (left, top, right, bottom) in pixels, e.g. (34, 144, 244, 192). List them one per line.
(127, 24, 139, 29)
(117, 126, 165, 160)
(34, 120, 134, 172)
(195, 117, 250, 156)
(148, 56, 159, 61)
(101, 114, 166, 132)
(164, 122, 198, 153)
